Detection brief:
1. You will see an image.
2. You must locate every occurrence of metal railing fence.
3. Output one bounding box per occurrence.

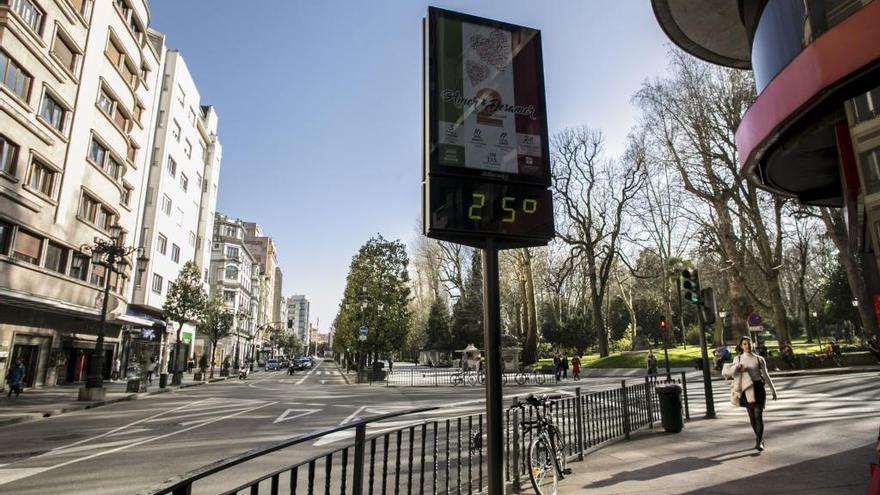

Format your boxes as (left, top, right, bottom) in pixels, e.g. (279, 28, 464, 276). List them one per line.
(149, 372, 689, 495)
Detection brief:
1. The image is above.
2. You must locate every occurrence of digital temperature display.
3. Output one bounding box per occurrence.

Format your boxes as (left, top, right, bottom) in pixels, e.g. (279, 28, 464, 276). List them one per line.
(427, 177, 554, 247)
(423, 7, 554, 249)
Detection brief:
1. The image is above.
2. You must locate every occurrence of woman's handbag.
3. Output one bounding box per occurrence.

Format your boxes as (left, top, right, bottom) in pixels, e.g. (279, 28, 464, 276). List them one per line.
(729, 385, 740, 406)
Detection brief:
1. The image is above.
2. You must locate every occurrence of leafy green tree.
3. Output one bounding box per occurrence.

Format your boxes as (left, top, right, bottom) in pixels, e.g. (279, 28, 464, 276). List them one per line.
(198, 293, 234, 378)
(451, 250, 483, 349)
(162, 261, 207, 379)
(332, 235, 413, 362)
(820, 264, 860, 335)
(540, 302, 594, 355)
(281, 332, 303, 357)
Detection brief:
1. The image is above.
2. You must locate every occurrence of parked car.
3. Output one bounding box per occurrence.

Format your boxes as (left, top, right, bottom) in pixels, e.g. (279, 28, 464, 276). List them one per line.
(279, 359, 290, 369)
(295, 358, 312, 370)
(266, 359, 280, 371)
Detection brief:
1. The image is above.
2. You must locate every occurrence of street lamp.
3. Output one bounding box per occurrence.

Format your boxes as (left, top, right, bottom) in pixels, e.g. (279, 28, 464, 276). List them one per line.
(718, 310, 729, 342)
(79, 224, 148, 401)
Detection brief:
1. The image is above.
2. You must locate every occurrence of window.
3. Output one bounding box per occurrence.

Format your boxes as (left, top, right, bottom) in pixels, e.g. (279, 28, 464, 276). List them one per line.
(88, 137, 107, 166)
(12, 229, 41, 265)
(184, 140, 192, 159)
(39, 93, 67, 132)
(28, 160, 56, 197)
(9, 0, 43, 34)
(121, 61, 137, 87)
(177, 85, 185, 107)
(112, 104, 129, 131)
(0, 220, 11, 255)
(156, 233, 167, 254)
(151, 273, 163, 294)
(0, 134, 19, 176)
(166, 156, 176, 177)
(189, 108, 196, 125)
(120, 185, 132, 206)
(171, 120, 180, 141)
(69, 0, 93, 19)
(52, 33, 79, 74)
(226, 246, 239, 259)
(69, 252, 88, 280)
(161, 194, 172, 215)
(0, 49, 31, 101)
(43, 242, 67, 274)
(180, 173, 188, 192)
(126, 141, 137, 163)
(104, 155, 122, 180)
(176, 207, 183, 226)
(97, 90, 113, 114)
(106, 40, 122, 67)
(854, 87, 880, 125)
(171, 243, 180, 263)
(196, 173, 202, 190)
(133, 104, 143, 125)
(224, 290, 235, 303)
(140, 63, 149, 81)
(90, 263, 106, 286)
(188, 231, 196, 246)
(79, 193, 115, 231)
(225, 266, 239, 279)
(860, 147, 880, 195)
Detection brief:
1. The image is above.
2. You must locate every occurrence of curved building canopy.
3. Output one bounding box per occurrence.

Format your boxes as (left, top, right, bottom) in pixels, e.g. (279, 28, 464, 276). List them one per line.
(651, 0, 752, 69)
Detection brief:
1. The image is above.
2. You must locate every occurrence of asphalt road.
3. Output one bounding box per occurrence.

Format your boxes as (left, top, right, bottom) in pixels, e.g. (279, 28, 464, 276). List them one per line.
(0, 359, 629, 495)
(0, 361, 871, 495)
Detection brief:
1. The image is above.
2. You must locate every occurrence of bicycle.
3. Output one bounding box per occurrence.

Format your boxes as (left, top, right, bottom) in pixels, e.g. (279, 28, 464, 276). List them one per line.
(515, 369, 546, 386)
(451, 369, 478, 386)
(516, 394, 570, 494)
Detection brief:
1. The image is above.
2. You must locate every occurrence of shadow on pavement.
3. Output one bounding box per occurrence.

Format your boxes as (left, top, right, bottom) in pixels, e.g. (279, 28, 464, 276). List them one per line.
(583, 450, 761, 489)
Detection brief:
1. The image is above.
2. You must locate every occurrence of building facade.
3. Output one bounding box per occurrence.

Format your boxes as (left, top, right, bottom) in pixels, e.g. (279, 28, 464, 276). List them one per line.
(652, 0, 880, 337)
(209, 213, 257, 367)
(286, 294, 310, 351)
(0, 0, 163, 388)
(128, 49, 221, 375)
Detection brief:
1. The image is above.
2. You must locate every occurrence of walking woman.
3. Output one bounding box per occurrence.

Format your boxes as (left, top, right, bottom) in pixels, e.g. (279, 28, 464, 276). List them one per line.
(723, 336, 777, 451)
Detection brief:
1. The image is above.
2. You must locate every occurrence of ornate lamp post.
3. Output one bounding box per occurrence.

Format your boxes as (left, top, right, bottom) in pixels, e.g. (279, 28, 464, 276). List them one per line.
(79, 224, 148, 401)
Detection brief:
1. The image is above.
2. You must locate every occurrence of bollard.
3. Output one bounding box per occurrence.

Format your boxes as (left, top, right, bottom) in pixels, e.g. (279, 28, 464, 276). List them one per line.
(352, 423, 366, 495)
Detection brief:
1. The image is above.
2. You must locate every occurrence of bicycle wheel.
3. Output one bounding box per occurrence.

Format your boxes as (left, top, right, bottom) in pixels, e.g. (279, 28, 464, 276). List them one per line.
(466, 374, 477, 386)
(534, 371, 546, 385)
(515, 372, 527, 386)
(549, 424, 567, 474)
(528, 435, 559, 495)
(451, 374, 462, 386)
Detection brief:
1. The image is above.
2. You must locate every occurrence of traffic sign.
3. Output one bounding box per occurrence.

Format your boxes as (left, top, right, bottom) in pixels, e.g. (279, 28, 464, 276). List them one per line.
(358, 326, 368, 341)
(747, 312, 762, 332)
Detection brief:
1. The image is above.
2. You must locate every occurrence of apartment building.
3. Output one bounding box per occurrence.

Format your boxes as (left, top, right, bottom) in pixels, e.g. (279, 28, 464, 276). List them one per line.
(241, 221, 283, 354)
(0, 0, 163, 388)
(128, 50, 221, 374)
(209, 213, 257, 367)
(286, 294, 310, 351)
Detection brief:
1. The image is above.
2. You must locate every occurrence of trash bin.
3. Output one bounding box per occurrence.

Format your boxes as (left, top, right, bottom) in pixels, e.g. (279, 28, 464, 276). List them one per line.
(159, 373, 168, 389)
(655, 383, 684, 433)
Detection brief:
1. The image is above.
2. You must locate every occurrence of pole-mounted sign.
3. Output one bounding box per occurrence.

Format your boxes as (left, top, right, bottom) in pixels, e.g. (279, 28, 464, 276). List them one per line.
(423, 8, 553, 494)
(424, 6, 554, 249)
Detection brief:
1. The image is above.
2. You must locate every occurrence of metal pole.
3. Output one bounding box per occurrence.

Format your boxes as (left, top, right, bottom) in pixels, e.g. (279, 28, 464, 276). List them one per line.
(677, 278, 686, 350)
(482, 239, 503, 495)
(663, 322, 671, 381)
(695, 277, 716, 418)
(86, 261, 113, 389)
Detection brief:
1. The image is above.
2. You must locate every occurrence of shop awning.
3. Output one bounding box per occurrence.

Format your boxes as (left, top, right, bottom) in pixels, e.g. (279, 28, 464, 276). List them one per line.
(114, 314, 156, 327)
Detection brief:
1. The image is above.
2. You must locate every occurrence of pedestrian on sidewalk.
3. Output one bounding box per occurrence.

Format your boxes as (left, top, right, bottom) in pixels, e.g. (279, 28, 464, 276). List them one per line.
(147, 357, 157, 384)
(562, 355, 569, 379)
(111, 357, 120, 382)
(388, 356, 393, 373)
(647, 351, 658, 376)
(5, 358, 26, 398)
(723, 335, 777, 451)
(571, 355, 581, 380)
(553, 354, 561, 382)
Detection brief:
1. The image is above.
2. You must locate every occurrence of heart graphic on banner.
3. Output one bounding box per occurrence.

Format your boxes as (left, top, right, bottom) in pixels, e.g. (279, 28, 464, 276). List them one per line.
(466, 60, 490, 85)
(469, 30, 510, 71)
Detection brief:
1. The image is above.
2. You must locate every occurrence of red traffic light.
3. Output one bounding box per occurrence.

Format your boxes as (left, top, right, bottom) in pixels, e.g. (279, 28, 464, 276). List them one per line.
(659, 316, 667, 329)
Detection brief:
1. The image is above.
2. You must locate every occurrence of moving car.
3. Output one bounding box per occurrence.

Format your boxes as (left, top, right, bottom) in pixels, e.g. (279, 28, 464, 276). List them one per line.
(266, 359, 280, 371)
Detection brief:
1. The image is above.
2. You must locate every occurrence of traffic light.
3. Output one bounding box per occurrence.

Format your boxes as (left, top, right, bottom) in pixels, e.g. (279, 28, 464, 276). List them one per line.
(701, 288, 717, 325)
(659, 315, 667, 330)
(682, 269, 700, 304)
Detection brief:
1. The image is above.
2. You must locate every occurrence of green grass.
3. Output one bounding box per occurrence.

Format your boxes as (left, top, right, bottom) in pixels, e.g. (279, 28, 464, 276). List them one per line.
(530, 340, 845, 370)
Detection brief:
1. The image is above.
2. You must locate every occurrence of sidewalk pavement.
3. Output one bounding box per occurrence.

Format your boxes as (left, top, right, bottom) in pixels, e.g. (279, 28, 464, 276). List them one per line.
(556, 417, 875, 494)
(0, 370, 248, 428)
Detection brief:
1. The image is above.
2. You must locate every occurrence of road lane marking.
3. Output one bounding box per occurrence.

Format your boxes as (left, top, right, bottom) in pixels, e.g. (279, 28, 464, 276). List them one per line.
(0, 401, 279, 486)
(340, 406, 366, 425)
(273, 408, 321, 424)
(295, 361, 323, 385)
(35, 398, 211, 460)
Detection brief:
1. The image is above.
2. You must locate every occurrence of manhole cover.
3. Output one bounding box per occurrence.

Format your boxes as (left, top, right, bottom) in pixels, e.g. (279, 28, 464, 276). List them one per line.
(43, 433, 85, 442)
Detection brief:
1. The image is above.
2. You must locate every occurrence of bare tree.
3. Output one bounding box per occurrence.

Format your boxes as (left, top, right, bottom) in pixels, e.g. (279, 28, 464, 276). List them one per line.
(552, 127, 646, 356)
